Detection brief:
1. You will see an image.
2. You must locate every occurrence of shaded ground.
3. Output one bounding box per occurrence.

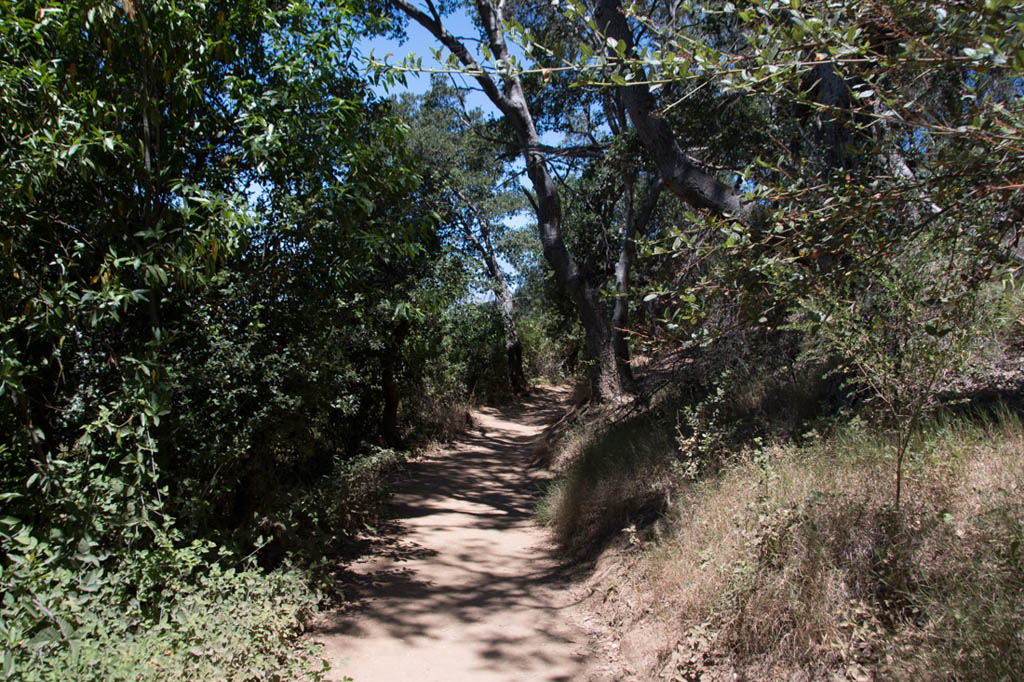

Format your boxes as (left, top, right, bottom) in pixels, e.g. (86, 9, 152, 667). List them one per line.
(312, 385, 594, 682)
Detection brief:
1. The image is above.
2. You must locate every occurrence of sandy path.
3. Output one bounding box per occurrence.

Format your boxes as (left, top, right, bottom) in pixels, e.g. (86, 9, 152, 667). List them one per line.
(312, 386, 589, 682)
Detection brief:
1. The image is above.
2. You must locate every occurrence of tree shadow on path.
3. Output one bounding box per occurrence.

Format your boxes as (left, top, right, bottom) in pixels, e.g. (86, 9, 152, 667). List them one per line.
(313, 385, 587, 682)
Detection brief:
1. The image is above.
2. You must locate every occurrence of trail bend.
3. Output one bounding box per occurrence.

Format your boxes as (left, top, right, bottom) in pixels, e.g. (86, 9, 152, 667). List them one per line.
(312, 385, 590, 682)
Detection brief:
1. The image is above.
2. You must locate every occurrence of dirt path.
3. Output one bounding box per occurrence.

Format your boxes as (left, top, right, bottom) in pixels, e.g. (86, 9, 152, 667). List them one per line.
(312, 385, 591, 682)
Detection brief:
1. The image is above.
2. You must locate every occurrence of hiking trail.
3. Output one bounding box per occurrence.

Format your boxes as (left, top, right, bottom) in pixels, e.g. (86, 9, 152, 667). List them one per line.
(312, 384, 595, 682)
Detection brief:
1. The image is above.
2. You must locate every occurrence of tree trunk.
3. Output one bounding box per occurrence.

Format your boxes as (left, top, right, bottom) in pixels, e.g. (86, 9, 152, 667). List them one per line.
(612, 173, 662, 388)
(494, 272, 528, 394)
(595, 0, 754, 222)
(611, 250, 634, 386)
(393, 0, 625, 401)
(380, 318, 411, 446)
(805, 63, 857, 171)
(454, 189, 529, 394)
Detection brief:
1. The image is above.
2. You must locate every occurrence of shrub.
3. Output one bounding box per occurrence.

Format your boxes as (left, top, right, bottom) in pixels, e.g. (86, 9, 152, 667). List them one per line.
(796, 236, 1004, 508)
(0, 453, 326, 681)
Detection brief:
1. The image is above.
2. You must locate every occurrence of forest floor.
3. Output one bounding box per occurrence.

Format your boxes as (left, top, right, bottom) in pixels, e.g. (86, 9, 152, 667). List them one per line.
(311, 384, 607, 682)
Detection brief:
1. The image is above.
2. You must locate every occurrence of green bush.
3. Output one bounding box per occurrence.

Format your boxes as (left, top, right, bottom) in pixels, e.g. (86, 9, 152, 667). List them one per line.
(0, 454, 325, 681)
(267, 446, 406, 564)
(425, 302, 509, 404)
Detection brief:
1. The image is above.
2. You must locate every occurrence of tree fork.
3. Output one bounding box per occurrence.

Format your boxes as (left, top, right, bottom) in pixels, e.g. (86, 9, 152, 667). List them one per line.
(594, 0, 753, 221)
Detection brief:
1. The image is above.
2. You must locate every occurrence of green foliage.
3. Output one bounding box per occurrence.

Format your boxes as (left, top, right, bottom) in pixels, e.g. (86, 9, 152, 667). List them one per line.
(794, 235, 1002, 506)
(517, 308, 575, 381)
(561, 0, 1023, 508)
(0, 0, 447, 677)
(513, 228, 585, 380)
(0, 453, 324, 681)
(268, 446, 406, 564)
(432, 302, 510, 403)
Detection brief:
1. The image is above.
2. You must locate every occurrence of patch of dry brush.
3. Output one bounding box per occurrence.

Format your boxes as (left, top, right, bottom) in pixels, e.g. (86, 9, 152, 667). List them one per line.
(544, 390, 1024, 681)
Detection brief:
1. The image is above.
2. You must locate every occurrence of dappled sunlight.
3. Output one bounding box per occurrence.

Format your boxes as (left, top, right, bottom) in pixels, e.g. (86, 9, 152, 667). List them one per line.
(312, 385, 588, 682)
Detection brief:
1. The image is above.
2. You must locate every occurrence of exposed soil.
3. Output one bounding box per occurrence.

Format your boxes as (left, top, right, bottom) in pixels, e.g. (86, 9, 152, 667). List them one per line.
(312, 385, 602, 682)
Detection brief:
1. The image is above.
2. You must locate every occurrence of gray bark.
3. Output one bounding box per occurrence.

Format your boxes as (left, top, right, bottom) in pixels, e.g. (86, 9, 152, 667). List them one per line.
(455, 189, 528, 393)
(803, 63, 857, 171)
(595, 0, 754, 221)
(493, 266, 528, 394)
(393, 0, 625, 401)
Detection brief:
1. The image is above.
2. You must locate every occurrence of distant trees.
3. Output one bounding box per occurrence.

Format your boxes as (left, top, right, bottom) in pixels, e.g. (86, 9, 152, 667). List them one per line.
(388, 0, 641, 401)
(387, 0, 695, 400)
(395, 84, 530, 393)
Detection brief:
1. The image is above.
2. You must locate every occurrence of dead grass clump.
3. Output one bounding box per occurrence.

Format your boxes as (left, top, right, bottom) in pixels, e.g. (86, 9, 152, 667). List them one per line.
(537, 405, 678, 558)
(650, 410, 1024, 681)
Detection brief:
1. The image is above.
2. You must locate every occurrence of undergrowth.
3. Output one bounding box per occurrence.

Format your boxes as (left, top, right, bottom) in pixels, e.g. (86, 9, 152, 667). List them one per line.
(0, 442, 405, 680)
(538, 334, 845, 559)
(544, 398, 1024, 680)
(540, 296, 1024, 679)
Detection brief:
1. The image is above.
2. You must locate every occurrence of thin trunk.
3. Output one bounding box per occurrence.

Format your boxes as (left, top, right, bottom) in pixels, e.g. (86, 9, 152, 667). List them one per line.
(380, 319, 411, 447)
(393, 0, 625, 401)
(612, 176, 662, 387)
(494, 275, 528, 393)
(454, 189, 528, 394)
(611, 179, 634, 381)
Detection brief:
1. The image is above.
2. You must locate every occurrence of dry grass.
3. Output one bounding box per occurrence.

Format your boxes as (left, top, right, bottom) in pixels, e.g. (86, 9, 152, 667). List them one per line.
(643, 410, 1024, 681)
(536, 385, 684, 557)
(545, 397, 1024, 680)
(543, 299, 1024, 680)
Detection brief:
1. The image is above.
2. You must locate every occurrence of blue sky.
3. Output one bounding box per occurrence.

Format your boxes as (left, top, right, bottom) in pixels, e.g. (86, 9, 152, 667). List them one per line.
(357, 9, 497, 114)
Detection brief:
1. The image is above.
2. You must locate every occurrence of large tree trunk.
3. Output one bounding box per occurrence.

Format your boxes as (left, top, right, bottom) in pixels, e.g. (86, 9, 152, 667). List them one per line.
(393, 0, 625, 401)
(595, 0, 754, 222)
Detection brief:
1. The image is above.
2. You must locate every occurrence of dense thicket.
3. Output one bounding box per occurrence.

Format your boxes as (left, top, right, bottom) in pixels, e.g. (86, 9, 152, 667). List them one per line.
(0, 1, 477, 677)
(2, 0, 1021, 677)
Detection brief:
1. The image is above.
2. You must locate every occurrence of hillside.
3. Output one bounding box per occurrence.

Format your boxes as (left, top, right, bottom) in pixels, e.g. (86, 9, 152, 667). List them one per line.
(538, 335, 1024, 681)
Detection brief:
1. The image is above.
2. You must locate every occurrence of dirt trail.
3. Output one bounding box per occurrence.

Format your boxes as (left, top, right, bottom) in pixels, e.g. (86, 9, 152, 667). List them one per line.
(312, 385, 591, 682)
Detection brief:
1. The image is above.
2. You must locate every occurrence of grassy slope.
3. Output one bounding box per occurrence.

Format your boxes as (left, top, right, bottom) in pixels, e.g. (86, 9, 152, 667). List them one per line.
(541, 380, 1024, 681)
